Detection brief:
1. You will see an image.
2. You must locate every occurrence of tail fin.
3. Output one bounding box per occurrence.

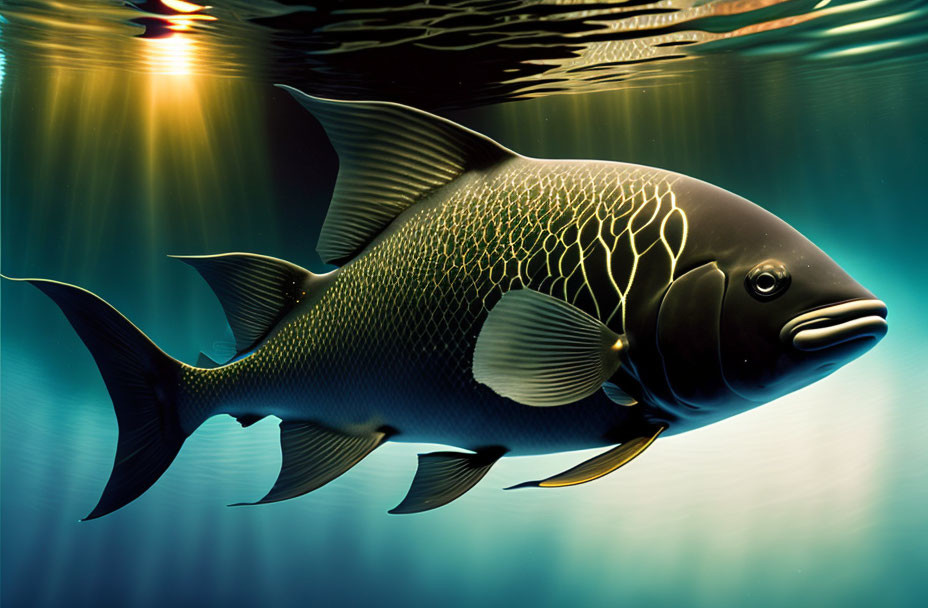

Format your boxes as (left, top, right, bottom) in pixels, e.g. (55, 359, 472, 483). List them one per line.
(6, 277, 195, 520)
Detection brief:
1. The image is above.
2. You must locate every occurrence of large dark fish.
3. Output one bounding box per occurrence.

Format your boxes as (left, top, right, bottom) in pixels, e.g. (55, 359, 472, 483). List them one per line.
(4, 85, 888, 519)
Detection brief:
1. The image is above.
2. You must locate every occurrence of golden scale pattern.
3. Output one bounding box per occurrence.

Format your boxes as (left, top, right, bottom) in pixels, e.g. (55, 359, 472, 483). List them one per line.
(181, 160, 687, 417)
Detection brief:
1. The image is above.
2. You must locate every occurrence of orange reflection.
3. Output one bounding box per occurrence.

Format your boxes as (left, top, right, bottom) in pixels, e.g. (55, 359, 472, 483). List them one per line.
(161, 0, 211, 13)
(140, 1, 218, 76)
(141, 33, 195, 76)
(158, 0, 216, 33)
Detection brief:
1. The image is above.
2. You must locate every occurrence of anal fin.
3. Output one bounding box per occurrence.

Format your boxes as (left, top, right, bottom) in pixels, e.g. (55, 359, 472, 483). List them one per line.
(196, 352, 222, 369)
(231, 421, 388, 506)
(507, 426, 665, 489)
(389, 448, 506, 514)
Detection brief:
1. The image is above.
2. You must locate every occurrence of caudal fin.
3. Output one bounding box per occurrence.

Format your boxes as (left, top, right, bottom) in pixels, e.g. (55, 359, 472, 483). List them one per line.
(5, 277, 195, 520)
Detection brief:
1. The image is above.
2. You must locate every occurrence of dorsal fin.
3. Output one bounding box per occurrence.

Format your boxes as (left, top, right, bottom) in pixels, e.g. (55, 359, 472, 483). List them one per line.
(172, 253, 317, 353)
(277, 85, 516, 265)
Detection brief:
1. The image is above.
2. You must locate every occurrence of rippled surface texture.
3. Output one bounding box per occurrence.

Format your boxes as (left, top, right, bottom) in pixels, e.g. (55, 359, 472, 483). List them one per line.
(2, 1, 927, 607)
(3, 0, 928, 107)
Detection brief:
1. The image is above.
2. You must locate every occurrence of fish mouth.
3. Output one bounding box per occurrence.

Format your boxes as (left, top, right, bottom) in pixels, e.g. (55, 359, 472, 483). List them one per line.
(780, 299, 888, 352)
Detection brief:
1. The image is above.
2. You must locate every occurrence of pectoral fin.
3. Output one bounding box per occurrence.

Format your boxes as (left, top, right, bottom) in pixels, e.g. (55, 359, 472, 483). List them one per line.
(473, 288, 627, 407)
(231, 421, 388, 506)
(389, 448, 506, 514)
(602, 381, 637, 406)
(506, 426, 665, 489)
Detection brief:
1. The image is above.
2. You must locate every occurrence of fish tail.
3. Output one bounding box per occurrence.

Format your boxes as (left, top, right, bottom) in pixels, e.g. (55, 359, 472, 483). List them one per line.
(4, 276, 205, 520)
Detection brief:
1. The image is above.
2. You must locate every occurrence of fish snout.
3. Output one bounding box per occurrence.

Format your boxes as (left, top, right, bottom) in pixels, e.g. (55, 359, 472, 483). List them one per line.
(780, 299, 888, 352)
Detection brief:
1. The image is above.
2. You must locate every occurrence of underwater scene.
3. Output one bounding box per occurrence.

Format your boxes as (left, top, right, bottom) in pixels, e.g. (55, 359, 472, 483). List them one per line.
(2, 0, 927, 606)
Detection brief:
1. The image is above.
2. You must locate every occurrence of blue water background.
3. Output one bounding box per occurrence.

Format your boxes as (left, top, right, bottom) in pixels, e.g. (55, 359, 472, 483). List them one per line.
(3, 14, 928, 608)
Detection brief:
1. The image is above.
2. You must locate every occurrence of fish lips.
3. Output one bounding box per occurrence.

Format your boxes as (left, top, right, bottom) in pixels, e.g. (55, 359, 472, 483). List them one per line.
(780, 299, 888, 352)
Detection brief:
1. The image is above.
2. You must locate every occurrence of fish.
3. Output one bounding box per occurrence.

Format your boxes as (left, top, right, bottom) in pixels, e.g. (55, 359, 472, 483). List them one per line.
(2, 84, 888, 519)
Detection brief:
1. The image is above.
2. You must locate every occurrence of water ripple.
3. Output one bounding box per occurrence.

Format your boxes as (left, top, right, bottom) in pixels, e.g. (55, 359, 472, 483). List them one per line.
(1, 0, 925, 108)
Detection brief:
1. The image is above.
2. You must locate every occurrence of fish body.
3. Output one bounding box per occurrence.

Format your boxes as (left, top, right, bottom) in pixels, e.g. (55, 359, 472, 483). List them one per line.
(184, 159, 685, 454)
(4, 86, 888, 517)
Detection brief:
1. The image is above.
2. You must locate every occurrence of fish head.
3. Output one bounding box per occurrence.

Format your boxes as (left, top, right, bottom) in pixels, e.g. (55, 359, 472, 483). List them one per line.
(655, 179, 887, 413)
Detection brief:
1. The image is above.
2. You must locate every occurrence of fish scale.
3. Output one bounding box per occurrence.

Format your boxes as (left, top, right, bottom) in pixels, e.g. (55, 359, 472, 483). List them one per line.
(179, 158, 684, 452)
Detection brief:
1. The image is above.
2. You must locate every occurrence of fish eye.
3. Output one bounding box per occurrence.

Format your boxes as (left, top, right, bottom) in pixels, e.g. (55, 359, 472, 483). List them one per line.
(746, 260, 790, 300)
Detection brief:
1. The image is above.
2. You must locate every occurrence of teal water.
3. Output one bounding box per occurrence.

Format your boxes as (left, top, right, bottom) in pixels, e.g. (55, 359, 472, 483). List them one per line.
(2, 1, 928, 606)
